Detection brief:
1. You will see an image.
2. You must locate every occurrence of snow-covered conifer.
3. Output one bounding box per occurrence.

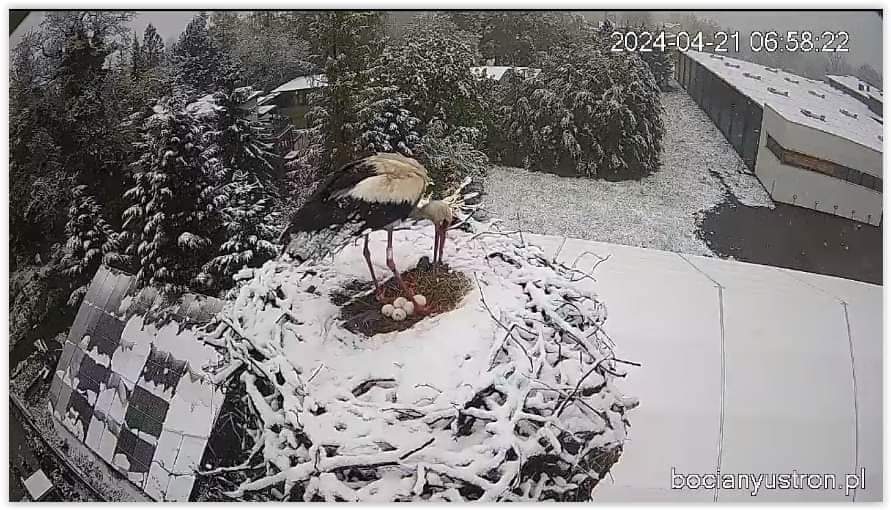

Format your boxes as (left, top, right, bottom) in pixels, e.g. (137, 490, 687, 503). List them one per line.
(502, 38, 664, 180)
(61, 185, 123, 304)
(122, 98, 217, 292)
(191, 89, 281, 291)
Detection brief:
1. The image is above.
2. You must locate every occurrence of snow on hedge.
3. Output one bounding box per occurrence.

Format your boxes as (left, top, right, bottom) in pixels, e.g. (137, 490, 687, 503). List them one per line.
(201, 217, 637, 501)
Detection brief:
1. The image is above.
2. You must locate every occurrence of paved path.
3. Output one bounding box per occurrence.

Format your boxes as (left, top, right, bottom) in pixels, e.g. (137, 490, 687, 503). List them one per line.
(527, 233, 881, 502)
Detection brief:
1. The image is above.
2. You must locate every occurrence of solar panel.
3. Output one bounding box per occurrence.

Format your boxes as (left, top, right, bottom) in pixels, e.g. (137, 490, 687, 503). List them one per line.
(49, 265, 226, 502)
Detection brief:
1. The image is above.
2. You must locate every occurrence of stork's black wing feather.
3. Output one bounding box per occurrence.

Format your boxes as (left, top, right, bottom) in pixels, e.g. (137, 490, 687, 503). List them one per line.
(279, 157, 419, 261)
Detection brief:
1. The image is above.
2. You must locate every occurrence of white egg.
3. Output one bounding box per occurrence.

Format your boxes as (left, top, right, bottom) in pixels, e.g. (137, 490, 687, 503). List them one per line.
(393, 297, 408, 309)
(413, 294, 427, 307)
(381, 304, 395, 318)
(391, 308, 407, 321)
(402, 301, 415, 316)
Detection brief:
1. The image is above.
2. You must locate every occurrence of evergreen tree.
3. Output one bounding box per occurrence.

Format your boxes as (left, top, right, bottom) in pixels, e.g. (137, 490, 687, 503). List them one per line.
(38, 13, 132, 291)
(127, 23, 173, 110)
(355, 91, 421, 157)
(122, 98, 217, 292)
(450, 11, 569, 66)
(173, 12, 243, 95)
(196, 88, 280, 291)
(142, 23, 166, 69)
(503, 38, 664, 180)
(377, 15, 486, 135)
(130, 31, 143, 78)
(209, 12, 314, 93)
(10, 33, 68, 264)
(633, 23, 674, 91)
(61, 186, 123, 304)
(306, 11, 385, 170)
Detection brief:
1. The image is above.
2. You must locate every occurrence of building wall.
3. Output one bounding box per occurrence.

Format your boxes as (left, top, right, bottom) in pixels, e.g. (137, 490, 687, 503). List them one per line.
(675, 51, 763, 171)
(755, 105, 883, 226)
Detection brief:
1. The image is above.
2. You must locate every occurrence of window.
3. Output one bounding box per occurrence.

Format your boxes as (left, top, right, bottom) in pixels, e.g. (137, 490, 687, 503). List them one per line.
(862, 173, 876, 190)
(765, 135, 881, 193)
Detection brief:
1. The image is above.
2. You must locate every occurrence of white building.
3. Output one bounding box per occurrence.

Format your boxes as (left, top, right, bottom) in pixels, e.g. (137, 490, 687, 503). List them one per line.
(677, 51, 882, 226)
(826, 74, 883, 116)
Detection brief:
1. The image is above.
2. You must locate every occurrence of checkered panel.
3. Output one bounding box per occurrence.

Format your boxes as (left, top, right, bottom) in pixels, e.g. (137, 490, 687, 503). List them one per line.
(50, 265, 226, 502)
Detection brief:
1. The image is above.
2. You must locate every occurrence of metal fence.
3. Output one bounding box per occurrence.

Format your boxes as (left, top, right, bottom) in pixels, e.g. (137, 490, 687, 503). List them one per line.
(675, 51, 763, 171)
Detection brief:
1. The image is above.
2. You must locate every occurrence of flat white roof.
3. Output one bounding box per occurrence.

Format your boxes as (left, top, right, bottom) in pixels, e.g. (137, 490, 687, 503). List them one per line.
(525, 233, 881, 502)
(271, 74, 328, 93)
(826, 74, 883, 104)
(687, 51, 882, 153)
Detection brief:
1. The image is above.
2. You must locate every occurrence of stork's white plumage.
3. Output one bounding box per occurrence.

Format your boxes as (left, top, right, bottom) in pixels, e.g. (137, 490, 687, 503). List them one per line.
(279, 153, 452, 312)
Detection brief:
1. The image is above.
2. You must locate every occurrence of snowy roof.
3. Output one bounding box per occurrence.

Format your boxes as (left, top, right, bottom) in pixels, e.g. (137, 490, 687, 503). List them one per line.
(470, 66, 541, 81)
(271, 73, 328, 93)
(49, 265, 225, 502)
(258, 105, 276, 116)
(686, 51, 882, 152)
(242, 90, 264, 103)
(257, 92, 280, 105)
(523, 234, 881, 502)
(826, 74, 883, 104)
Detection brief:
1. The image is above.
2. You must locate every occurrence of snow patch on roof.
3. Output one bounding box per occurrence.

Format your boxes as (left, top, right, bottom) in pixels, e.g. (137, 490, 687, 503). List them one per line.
(826, 74, 883, 103)
(271, 74, 328, 93)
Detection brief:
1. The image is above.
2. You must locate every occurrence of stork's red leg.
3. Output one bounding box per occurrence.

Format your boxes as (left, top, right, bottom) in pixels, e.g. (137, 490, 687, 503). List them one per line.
(363, 235, 384, 301)
(386, 229, 427, 314)
(437, 222, 448, 265)
(432, 226, 441, 266)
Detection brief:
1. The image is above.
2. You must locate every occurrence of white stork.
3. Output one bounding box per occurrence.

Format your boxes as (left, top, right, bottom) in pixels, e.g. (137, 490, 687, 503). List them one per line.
(279, 153, 453, 311)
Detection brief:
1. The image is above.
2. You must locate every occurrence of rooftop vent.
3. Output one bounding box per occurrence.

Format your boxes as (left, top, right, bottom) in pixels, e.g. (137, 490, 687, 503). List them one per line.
(839, 108, 858, 119)
(800, 108, 826, 122)
(743, 72, 762, 80)
(764, 67, 779, 73)
(709, 54, 725, 60)
(768, 87, 789, 97)
(878, 134, 883, 141)
(724, 62, 741, 69)
(858, 83, 865, 91)
(808, 90, 826, 99)
(785, 77, 800, 84)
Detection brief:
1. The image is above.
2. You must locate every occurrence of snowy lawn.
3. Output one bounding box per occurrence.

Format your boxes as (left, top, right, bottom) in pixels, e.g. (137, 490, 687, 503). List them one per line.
(484, 89, 773, 257)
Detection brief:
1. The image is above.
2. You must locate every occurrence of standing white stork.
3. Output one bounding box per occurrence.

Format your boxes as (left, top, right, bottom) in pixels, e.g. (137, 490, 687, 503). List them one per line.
(278, 153, 452, 311)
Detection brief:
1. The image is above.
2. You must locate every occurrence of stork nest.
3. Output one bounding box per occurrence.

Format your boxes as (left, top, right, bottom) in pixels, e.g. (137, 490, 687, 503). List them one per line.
(202, 220, 636, 502)
(334, 257, 472, 336)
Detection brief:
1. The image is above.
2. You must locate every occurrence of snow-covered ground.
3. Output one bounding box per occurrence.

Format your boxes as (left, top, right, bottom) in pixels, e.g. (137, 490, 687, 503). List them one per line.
(484, 89, 773, 256)
(525, 233, 881, 502)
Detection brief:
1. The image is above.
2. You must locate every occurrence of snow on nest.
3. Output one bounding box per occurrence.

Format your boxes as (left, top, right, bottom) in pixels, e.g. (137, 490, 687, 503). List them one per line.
(203, 220, 636, 502)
